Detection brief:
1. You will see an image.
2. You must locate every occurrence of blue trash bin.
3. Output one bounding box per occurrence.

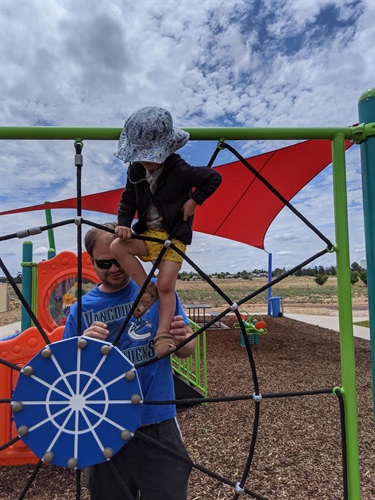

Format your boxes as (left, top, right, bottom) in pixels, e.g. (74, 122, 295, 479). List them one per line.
(269, 296, 283, 317)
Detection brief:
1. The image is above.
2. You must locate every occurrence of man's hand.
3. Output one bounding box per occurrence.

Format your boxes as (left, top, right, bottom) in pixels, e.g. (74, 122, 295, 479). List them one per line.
(169, 315, 189, 344)
(169, 315, 196, 358)
(83, 321, 109, 340)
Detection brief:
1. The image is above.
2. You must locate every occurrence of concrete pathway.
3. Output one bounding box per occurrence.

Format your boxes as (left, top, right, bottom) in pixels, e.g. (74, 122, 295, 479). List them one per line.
(0, 321, 21, 340)
(284, 313, 370, 341)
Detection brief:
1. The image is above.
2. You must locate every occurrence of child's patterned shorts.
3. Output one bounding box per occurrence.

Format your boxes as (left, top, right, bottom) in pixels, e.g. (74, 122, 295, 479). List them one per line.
(139, 229, 186, 264)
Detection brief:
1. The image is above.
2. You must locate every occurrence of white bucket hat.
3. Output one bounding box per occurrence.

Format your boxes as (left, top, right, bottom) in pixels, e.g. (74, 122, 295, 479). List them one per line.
(114, 106, 190, 164)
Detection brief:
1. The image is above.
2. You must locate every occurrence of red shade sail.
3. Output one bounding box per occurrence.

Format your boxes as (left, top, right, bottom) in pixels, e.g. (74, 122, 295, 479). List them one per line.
(0, 140, 352, 249)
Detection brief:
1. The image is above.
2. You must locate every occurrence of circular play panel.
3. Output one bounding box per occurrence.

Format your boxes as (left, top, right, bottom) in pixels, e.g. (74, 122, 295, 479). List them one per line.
(11, 337, 143, 469)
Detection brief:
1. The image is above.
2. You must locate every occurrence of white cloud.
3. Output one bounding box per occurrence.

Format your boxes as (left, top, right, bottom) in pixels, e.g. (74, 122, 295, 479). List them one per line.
(1, 0, 374, 276)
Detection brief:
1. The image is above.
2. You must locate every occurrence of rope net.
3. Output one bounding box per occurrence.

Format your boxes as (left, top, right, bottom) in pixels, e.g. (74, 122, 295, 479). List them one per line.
(0, 142, 348, 500)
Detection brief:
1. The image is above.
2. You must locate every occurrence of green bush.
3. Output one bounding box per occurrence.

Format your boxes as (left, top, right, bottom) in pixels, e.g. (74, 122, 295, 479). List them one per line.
(314, 274, 328, 286)
(350, 271, 359, 285)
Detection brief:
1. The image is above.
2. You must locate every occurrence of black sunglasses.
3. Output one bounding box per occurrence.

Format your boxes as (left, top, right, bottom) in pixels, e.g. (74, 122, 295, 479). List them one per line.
(93, 258, 121, 270)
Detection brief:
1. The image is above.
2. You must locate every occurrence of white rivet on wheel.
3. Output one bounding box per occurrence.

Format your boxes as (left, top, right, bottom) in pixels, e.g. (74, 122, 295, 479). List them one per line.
(43, 451, 54, 463)
(121, 429, 131, 441)
(12, 401, 23, 413)
(125, 370, 135, 381)
(18, 425, 29, 437)
(67, 457, 78, 469)
(131, 394, 141, 405)
(22, 365, 34, 376)
(100, 345, 111, 355)
(41, 347, 52, 359)
(77, 338, 88, 349)
(103, 447, 113, 459)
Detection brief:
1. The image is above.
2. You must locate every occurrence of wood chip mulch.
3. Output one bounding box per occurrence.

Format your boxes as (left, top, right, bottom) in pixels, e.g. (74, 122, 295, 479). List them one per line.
(0, 316, 374, 499)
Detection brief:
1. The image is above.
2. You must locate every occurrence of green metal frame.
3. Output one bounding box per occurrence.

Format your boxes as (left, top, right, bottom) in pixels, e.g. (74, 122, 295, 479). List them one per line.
(171, 320, 207, 398)
(2, 107, 375, 499)
(44, 203, 56, 252)
(0, 123, 372, 141)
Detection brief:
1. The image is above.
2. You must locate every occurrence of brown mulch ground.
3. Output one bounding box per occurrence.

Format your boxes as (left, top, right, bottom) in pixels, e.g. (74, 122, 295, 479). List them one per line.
(0, 316, 374, 499)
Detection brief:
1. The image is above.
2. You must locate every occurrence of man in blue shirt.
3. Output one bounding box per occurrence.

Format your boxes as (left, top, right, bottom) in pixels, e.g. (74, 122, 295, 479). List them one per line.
(64, 222, 195, 500)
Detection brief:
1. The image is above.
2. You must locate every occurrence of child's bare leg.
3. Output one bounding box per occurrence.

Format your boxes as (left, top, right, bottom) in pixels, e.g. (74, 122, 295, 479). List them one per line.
(110, 238, 159, 318)
(110, 238, 148, 286)
(154, 260, 180, 358)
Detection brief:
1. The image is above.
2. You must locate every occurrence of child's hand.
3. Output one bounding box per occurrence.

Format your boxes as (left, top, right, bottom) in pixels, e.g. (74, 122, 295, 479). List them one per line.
(115, 225, 132, 240)
(181, 198, 198, 221)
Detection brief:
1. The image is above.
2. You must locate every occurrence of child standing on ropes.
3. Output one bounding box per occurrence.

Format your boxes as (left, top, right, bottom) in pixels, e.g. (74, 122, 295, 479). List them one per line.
(111, 106, 222, 358)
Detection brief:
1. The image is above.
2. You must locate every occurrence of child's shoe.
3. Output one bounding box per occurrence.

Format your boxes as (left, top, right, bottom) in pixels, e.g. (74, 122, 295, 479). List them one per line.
(154, 331, 176, 358)
(133, 282, 159, 318)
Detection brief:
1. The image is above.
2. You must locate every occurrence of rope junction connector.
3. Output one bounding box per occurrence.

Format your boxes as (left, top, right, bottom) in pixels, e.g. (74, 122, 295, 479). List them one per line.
(16, 227, 42, 239)
(235, 482, 245, 494)
(230, 303, 239, 311)
(163, 239, 172, 248)
(252, 393, 262, 402)
(74, 140, 83, 167)
(74, 217, 83, 226)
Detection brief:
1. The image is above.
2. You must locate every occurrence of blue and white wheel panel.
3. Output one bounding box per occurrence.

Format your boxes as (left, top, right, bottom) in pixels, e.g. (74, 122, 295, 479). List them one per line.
(11, 337, 143, 469)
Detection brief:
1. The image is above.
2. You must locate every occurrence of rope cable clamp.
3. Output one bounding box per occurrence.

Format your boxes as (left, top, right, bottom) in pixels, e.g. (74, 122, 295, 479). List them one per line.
(252, 393, 262, 402)
(235, 482, 245, 494)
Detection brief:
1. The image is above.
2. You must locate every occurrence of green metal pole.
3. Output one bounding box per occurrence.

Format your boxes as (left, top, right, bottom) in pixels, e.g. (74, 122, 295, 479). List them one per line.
(0, 124, 370, 141)
(44, 202, 56, 252)
(332, 133, 361, 499)
(21, 240, 33, 331)
(31, 261, 38, 323)
(48, 248, 56, 259)
(358, 88, 375, 424)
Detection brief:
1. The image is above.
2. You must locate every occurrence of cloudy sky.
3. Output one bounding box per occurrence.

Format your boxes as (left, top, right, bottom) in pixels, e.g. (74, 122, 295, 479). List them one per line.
(0, 0, 374, 277)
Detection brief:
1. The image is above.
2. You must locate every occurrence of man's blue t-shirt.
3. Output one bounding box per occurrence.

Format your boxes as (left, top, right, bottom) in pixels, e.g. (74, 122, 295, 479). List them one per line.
(63, 279, 188, 426)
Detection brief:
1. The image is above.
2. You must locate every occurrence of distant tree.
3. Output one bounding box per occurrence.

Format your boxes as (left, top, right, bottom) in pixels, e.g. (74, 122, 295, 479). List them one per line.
(351, 261, 362, 272)
(252, 268, 266, 275)
(328, 265, 337, 276)
(13, 272, 22, 284)
(272, 267, 285, 278)
(350, 271, 359, 285)
(359, 270, 367, 285)
(314, 274, 328, 286)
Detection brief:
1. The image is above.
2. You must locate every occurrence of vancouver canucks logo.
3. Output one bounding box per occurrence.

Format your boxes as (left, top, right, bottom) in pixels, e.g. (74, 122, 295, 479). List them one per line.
(127, 318, 152, 341)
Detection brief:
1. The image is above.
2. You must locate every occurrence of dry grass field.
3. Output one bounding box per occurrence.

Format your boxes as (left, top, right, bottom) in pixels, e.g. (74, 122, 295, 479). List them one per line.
(1, 276, 369, 328)
(175, 275, 368, 316)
